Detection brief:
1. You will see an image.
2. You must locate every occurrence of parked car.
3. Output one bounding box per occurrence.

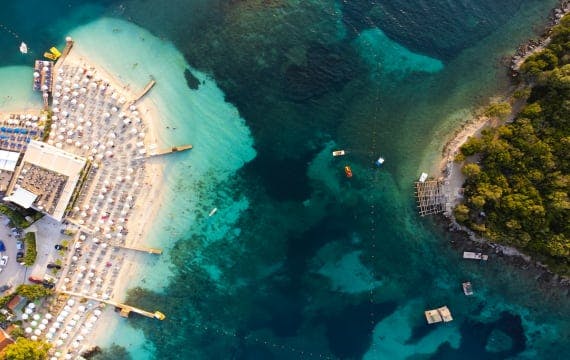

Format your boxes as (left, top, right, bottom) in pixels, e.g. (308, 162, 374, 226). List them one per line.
(28, 276, 43, 284)
(16, 241, 23, 250)
(54, 244, 67, 250)
(47, 263, 61, 270)
(0, 284, 12, 293)
(0, 256, 8, 266)
(16, 251, 24, 261)
(0, 241, 5, 252)
(41, 281, 55, 289)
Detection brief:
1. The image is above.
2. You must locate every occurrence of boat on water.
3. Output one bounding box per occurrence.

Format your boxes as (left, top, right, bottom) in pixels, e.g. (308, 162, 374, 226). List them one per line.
(208, 207, 218, 217)
(19, 42, 27, 54)
(43, 52, 57, 61)
(462, 281, 473, 296)
(418, 172, 428, 183)
(375, 156, 385, 167)
(49, 46, 62, 58)
(344, 166, 353, 178)
(332, 150, 346, 157)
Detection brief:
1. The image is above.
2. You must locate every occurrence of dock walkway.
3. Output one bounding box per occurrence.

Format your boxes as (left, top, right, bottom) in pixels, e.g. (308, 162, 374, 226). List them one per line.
(148, 144, 193, 158)
(113, 243, 163, 255)
(60, 290, 165, 320)
(129, 79, 156, 106)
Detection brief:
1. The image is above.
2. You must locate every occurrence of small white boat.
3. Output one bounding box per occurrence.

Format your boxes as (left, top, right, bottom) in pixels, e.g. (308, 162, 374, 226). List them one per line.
(375, 157, 385, 166)
(332, 150, 345, 157)
(208, 207, 218, 217)
(462, 282, 473, 296)
(418, 172, 428, 183)
(19, 42, 28, 54)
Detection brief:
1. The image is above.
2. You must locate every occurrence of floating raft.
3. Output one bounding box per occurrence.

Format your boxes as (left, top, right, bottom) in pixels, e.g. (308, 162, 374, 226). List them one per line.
(463, 251, 488, 261)
(415, 175, 447, 216)
(425, 306, 453, 324)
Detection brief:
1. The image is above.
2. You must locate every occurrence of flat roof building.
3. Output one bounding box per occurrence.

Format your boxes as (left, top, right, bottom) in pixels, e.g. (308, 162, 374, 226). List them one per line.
(4, 140, 86, 221)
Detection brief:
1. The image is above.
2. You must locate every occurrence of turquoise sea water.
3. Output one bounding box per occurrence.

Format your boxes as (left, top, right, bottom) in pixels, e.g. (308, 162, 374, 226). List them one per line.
(1, 1, 570, 359)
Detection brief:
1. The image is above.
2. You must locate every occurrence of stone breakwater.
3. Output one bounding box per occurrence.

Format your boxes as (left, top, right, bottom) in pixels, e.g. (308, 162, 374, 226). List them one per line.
(509, 0, 570, 75)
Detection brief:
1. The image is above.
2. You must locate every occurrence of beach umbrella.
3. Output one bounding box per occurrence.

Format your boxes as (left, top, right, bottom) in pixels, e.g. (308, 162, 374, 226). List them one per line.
(54, 321, 61, 328)
(72, 314, 80, 321)
(71, 99, 77, 105)
(81, 328, 89, 335)
(55, 339, 63, 346)
(33, 313, 40, 320)
(42, 318, 49, 325)
(31, 335, 38, 341)
(31, 321, 38, 327)
(21, 313, 28, 320)
(49, 327, 56, 333)
(34, 329, 41, 335)
(28, 303, 36, 309)
(94, 309, 102, 316)
(67, 299, 76, 306)
(60, 333, 68, 340)
(39, 324, 46, 330)
(69, 320, 77, 327)
(61, 310, 69, 317)
(25, 327, 32, 334)
(45, 313, 53, 320)
(78, 305, 86, 312)
(71, 256, 78, 261)
(25, 308, 33, 314)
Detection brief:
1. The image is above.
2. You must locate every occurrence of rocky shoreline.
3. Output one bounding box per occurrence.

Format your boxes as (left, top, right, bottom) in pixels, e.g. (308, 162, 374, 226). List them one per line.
(437, 2, 570, 293)
(509, 0, 570, 75)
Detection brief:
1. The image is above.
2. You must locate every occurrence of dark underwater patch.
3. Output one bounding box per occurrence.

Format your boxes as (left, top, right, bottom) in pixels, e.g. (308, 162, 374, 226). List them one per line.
(323, 301, 398, 359)
(184, 68, 201, 90)
(430, 311, 526, 359)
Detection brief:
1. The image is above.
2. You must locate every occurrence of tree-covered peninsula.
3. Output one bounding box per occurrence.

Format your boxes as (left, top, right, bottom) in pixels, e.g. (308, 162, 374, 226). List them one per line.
(455, 15, 570, 273)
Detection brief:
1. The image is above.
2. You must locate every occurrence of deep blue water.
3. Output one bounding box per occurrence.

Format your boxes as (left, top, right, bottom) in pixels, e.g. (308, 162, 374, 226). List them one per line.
(2, 1, 570, 359)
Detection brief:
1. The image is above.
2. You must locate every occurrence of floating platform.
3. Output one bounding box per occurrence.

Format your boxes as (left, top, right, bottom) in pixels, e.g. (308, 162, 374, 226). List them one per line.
(463, 252, 488, 261)
(415, 177, 447, 216)
(425, 306, 453, 324)
(332, 150, 345, 157)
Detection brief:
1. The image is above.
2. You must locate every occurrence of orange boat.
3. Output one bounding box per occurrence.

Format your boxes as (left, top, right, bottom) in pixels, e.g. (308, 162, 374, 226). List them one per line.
(344, 165, 353, 178)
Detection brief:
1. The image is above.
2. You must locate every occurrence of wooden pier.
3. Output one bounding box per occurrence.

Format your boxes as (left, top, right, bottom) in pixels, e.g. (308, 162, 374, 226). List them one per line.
(113, 243, 163, 255)
(148, 144, 193, 157)
(129, 79, 156, 105)
(415, 178, 447, 216)
(60, 291, 165, 320)
(53, 38, 74, 73)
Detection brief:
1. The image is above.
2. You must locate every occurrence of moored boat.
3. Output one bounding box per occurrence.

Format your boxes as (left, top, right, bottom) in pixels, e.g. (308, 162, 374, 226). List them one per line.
(208, 207, 218, 217)
(344, 165, 353, 178)
(19, 42, 28, 54)
(462, 281, 473, 296)
(332, 150, 345, 157)
(419, 172, 428, 182)
(375, 156, 385, 166)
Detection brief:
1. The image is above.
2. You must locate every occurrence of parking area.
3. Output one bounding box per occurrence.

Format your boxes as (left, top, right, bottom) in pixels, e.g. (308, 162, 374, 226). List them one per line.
(0, 215, 69, 293)
(0, 216, 27, 293)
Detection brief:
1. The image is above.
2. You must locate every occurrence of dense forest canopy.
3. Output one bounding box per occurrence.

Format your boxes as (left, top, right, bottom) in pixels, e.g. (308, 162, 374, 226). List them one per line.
(455, 15, 570, 272)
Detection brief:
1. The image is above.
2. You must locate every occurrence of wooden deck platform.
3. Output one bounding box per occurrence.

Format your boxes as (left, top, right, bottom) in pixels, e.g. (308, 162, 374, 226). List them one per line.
(463, 251, 488, 261)
(415, 178, 447, 216)
(425, 306, 453, 324)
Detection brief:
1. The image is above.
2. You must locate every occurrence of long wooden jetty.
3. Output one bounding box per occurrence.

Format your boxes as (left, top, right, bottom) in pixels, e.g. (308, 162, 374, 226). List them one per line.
(129, 79, 156, 105)
(53, 38, 74, 73)
(113, 243, 163, 255)
(60, 291, 165, 320)
(148, 144, 193, 158)
(415, 177, 447, 216)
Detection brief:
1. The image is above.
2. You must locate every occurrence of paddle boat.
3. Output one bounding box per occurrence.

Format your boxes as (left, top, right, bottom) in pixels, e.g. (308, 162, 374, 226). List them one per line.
(375, 156, 385, 167)
(19, 42, 27, 54)
(332, 150, 345, 157)
(344, 166, 353, 178)
(462, 281, 473, 296)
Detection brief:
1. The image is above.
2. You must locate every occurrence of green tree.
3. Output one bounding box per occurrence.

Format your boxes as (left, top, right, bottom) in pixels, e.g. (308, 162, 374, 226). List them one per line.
(460, 136, 483, 156)
(484, 102, 512, 120)
(462, 163, 481, 178)
(1, 338, 50, 360)
(454, 204, 470, 223)
(15, 285, 52, 301)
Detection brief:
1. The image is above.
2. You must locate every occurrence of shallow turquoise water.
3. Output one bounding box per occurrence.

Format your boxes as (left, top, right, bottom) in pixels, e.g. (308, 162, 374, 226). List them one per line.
(1, 1, 569, 359)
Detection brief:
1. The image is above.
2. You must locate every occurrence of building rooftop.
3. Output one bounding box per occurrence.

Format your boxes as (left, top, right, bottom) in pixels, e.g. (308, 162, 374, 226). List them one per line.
(5, 140, 86, 221)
